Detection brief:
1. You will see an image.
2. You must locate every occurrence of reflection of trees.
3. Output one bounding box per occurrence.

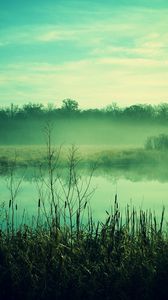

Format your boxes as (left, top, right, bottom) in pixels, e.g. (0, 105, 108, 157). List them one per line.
(96, 161, 168, 183)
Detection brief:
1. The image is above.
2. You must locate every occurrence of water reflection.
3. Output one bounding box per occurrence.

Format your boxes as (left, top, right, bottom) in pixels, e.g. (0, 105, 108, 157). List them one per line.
(0, 163, 168, 227)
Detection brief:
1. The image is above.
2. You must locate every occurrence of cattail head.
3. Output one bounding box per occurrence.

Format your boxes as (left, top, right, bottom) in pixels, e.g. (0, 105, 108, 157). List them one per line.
(9, 199, 12, 208)
(84, 201, 87, 209)
(38, 198, 41, 208)
(115, 193, 117, 204)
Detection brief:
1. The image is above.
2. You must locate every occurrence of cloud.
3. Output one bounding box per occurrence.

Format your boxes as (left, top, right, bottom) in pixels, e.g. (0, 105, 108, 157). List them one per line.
(0, 6, 167, 47)
(0, 3, 168, 107)
(0, 55, 168, 108)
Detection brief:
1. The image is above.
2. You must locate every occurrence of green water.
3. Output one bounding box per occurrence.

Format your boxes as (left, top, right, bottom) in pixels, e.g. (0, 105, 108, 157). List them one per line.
(0, 166, 168, 225)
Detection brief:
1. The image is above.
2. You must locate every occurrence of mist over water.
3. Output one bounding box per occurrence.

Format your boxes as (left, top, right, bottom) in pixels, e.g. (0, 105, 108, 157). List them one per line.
(0, 118, 168, 146)
(0, 119, 167, 146)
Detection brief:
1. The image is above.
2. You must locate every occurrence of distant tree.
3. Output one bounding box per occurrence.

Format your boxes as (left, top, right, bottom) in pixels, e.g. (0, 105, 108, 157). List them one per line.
(46, 103, 56, 112)
(0, 108, 8, 120)
(104, 102, 121, 118)
(157, 103, 168, 121)
(123, 105, 143, 119)
(22, 103, 44, 116)
(105, 102, 119, 112)
(61, 99, 79, 112)
(5, 103, 19, 118)
(11, 103, 19, 117)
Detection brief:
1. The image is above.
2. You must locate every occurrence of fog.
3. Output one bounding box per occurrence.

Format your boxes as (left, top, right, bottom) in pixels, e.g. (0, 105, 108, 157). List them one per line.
(0, 118, 167, 147)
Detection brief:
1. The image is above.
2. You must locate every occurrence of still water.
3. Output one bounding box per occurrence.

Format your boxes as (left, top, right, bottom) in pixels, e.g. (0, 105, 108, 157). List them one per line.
(0, 167, 168, 225)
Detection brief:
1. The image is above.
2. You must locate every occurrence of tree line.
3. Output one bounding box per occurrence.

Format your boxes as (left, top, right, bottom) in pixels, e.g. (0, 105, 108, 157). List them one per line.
(0, 99, 168, 123)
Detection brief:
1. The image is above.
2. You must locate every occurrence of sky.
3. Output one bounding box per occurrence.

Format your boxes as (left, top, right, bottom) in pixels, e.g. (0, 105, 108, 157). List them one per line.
(0, 0, 168, 109)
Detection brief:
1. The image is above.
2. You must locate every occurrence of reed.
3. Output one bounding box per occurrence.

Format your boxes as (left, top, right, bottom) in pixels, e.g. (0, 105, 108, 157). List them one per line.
(0, 196, 168, 300)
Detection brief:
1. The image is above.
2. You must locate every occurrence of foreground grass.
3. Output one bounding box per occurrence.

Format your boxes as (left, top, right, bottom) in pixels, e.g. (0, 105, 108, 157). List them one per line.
(1, 203, 168, 300)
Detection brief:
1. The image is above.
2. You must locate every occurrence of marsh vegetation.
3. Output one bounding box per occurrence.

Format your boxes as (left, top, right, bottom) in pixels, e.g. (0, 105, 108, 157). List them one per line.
(0, 141, 168, 300)
(1, 197, 168, 300)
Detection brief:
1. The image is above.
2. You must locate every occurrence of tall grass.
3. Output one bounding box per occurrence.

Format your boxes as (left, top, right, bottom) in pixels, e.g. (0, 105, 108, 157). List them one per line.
(0, 196, 168, 300)
(0, 144, 168, 168)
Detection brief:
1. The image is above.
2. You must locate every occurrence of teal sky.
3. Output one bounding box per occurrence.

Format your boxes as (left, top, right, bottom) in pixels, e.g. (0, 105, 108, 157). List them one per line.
(0, 0, 168, 108)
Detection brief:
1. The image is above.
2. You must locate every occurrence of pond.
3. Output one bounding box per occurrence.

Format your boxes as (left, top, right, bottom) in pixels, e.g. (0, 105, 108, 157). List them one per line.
(0, 165, 168, 226)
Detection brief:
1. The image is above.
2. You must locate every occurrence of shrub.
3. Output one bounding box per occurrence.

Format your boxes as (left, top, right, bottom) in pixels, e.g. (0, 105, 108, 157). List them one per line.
(145, 134, 168, 150)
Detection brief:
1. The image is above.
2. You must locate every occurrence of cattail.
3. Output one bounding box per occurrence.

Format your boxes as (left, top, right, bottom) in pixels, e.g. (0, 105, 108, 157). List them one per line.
(115, 193, 117, 204)
(9, 199, 12, 208)
(84, 201, 87, 209)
